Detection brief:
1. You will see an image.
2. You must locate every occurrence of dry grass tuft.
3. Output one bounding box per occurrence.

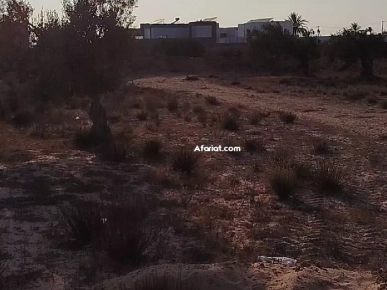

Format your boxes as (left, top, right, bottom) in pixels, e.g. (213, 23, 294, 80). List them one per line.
(136, 110, 148, 121)
(167, 97, 179, 112)
(172, 149, 200, 176)
(313, 138, 331, 155)
(268, 166, 298, 200)
(222, 114, 239, 131)
(205, 96, 221, 106)
(142, 139, 162, 160)
(279, 111, 297, 124)
(314, 160, 345, 194)
(244, 138, 266, 153)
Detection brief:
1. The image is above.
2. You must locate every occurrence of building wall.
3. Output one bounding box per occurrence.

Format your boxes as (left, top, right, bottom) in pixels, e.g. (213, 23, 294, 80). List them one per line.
(218, 27, 239, 43)
(237, 20, 294, 42)
(191, 25, 213, 38)
(140, 24, 190, 39)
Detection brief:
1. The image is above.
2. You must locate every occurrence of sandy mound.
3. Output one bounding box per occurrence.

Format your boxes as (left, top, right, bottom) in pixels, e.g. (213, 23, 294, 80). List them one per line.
(92, 262, 379, 290)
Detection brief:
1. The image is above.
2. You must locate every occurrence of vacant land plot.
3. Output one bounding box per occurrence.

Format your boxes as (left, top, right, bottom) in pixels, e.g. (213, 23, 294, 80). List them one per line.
(1, 74, 387, 289)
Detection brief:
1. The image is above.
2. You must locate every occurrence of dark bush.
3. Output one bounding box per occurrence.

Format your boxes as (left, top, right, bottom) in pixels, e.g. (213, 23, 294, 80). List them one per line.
(249, 111, 265, 125)
(279, 111, 297, 124)
(172, 149, 199, 175)
(101, 198, 159, 265)
(100, 140, 128, 162)
(205, 96, 221, 106)
(153, 39, 205, 57)
(59, 200, 105, 247)
(143, 140, 162, 160)
(313, 138, 331, 154)
(222, 114, 239, 131)
(134, 270, 196, 290)
(12, 110, 35, 127)
(74, 128, 101, 149)
(136, 110, 148, 121)
(314, 160, 345, 194)
(167, 97, 179, 112)
(268, 166, 297, 200)
(244, 138, 266, 153)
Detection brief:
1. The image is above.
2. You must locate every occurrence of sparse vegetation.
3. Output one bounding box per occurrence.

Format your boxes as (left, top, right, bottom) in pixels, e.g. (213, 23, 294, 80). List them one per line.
(313, 138, 331, 154)
(314, 160, 345, 194)
(59, 200, 105, 247)
(1, 1, 387, 286)
(100, 140, 129, 162)
(205, 96, 221, 106)
(143, 139, 162, 160)
(172, 149, 199, 175)
(136, 110, 149, 121)
(268, 166, 298, 200)
(279, 111, 297, 124)
(249, 110, 267, 125)
(343, 89, 367, 101)
(244, 138, 266, 153)
(167, 97, 179, 112)
(134, 270, 195, 290)
(222, 114, 239, 131)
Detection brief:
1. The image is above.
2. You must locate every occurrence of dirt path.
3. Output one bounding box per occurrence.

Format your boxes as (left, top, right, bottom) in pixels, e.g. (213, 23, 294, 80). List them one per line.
(134, 76, 387, 140)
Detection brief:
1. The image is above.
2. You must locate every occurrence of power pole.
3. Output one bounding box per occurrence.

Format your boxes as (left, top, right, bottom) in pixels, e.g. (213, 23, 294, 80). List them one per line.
(382, 21, 385, 34)
(317, 26, 320, 36)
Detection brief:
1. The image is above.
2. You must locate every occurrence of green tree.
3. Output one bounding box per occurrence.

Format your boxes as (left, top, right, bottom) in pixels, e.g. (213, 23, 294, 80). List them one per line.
(287, 12, 308, 36)
(61, 0, 137, 142)
(0, 0, 32, 72)
(290, 30, 320, 76)
(331, 23, 386, 79)
(248, 23, 320, 76)
(248, 22, 292, 74)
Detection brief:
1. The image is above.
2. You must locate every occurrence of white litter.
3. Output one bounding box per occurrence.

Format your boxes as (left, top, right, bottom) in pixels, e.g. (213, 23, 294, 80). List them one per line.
(257, 256, 297, 266)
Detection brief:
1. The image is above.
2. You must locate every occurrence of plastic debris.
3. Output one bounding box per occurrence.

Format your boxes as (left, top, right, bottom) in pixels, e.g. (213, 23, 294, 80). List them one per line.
(257, 256, 297, 266)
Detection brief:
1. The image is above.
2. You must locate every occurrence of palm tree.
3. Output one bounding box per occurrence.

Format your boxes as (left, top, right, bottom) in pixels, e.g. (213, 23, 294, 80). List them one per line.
(288, 12, 308, 36)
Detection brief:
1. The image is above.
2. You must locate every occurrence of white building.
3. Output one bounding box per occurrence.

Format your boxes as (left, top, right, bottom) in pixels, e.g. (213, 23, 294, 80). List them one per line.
(216, 18, 294, 44)
(140, 21, 219, 43)
(237, 18, 293, 42)
(218, 27, 239, 43)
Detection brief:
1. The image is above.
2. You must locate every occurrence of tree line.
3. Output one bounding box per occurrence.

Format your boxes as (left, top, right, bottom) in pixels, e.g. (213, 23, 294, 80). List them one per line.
(249, 12, 387, 78)
(0, 2, 386, 142)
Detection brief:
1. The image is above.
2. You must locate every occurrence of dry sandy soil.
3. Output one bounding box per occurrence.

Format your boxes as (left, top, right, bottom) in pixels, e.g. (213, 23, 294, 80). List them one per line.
(1, 73, 387, 289)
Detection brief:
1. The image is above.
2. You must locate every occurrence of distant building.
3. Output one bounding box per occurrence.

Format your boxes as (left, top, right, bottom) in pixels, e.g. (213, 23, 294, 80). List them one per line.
(237, 18, 294, 43)
(138, 17, 303, 44)
(218, 27, 239, 43)
(140, 21, 219, 43)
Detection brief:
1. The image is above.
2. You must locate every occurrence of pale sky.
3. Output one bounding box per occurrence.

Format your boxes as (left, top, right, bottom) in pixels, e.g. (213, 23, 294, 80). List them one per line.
(29, 0, 387, 35)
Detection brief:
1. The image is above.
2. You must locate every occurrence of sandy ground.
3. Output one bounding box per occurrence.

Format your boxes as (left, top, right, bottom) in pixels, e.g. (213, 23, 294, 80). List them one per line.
(1, 74, 387, 289)
(134, 76, 387, 139)
(93, 262, 379, 290)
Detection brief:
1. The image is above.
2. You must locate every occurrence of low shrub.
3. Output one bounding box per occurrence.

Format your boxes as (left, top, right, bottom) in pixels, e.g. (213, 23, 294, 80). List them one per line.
(136, 110, 148, 121)
(167, 97, 179, 112)
(59, 200, 105, 247)
(222, 114, 239, 131)
(143, 140, 162, 160)
(205, 96, 221, 106)
(312, 138, 331, 155)
(268, 166, 297, 200)
(244, 138, 266, 153)
(314, 160, 345, 194)
(172, 149, 199, 176)
(279, 111, 296, 124)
